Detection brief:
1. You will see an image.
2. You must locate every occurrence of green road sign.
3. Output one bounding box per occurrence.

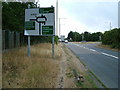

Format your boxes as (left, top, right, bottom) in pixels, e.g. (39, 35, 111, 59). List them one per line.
(25, 21, 35, 30)
(40, 7, 54, 14)
(42, 26, 53, 34)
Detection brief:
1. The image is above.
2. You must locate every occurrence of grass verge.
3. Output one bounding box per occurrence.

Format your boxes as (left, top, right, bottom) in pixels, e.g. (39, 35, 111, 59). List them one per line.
(96, 44, 119, 52)
(2, 43, 62, 88)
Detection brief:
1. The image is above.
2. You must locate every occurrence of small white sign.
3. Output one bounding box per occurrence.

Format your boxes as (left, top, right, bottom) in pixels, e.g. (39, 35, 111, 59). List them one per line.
(37, 18, 46, 22)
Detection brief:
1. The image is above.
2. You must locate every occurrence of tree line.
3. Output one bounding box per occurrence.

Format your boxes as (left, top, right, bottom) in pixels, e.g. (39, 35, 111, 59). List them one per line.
(67, 28, 120, 49)
(67, 31, 102, 42)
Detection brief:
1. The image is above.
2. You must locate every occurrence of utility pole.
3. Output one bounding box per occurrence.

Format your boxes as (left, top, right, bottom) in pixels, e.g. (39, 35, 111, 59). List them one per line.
(110, 22, 112, 30)
(99, 35, 101, 41)
(56, 0, 58, 36)
(59, 18, 60, 37)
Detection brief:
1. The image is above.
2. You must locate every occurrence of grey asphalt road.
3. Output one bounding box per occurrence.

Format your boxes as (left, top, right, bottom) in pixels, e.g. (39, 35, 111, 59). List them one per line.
(66, 42, 118, 88)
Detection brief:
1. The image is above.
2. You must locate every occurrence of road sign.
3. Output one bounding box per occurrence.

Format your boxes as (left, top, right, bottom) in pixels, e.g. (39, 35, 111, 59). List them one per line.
(40, 8, 54, 13)
(25, 21, 35, 30)
(24, 7, 55, 36)
(42, 26, 53, 35)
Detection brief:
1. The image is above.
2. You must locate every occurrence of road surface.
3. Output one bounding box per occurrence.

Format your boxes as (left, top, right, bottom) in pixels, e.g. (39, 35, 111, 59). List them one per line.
(66, 42, 118, 88)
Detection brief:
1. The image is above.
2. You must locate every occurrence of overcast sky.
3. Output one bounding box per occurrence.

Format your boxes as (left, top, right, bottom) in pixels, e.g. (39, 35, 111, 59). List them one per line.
(38, 0, 119, 37)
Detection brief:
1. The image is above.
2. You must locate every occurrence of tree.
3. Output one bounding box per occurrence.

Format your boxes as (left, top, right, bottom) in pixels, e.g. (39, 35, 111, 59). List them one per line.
(67, 31, 82, 42)
(2, 2, 36, 32)
(84, 31, 91, 41)
(91, 32, 103, 41)
(67, 31, 74, 41)
(102, 28, 120, 48)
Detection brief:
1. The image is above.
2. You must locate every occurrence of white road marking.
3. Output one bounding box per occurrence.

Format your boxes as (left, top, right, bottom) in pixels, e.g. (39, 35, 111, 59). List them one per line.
(73, 44, 118, 59)
(89, 49, 97, 52)
(101, 52, 118, 59)
(76, 44, 79, 47)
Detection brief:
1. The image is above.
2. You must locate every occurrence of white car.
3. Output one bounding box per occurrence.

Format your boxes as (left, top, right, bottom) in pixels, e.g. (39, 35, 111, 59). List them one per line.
(65, 40, 68, 43)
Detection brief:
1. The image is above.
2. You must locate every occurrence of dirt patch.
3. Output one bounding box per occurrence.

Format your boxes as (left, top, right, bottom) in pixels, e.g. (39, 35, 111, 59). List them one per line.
(55, 43, 76, 88)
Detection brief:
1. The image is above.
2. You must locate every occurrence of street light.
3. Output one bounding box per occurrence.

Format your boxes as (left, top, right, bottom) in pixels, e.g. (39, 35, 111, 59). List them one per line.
(59, 18, 67, 37)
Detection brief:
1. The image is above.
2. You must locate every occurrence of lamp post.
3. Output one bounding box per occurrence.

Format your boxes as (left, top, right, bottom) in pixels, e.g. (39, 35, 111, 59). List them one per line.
(59, 18, 66, 37)
(56, 0, 58, 36)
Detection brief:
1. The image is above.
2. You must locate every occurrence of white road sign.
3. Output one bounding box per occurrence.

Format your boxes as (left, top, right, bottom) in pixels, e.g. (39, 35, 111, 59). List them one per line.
(24, 7, 55, 36)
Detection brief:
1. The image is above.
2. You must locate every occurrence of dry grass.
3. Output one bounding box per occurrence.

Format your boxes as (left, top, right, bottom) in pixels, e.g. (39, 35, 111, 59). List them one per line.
(2, 43, 62, 88)
(73, 42, 100, 44)
(96, 44, 119, 52)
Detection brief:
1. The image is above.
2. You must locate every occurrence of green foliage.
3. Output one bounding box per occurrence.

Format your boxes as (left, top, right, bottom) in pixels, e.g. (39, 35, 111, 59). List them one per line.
(91, 32, 102, 41)
(30, 36, 58, 45)
(67, 31, 102, 42)
(67, 28, 119, 49)
(67, 31, 82, 42)
(102, 28, 120, 49)
(84, 31, 91, 41)
(2, 2, 36, 32)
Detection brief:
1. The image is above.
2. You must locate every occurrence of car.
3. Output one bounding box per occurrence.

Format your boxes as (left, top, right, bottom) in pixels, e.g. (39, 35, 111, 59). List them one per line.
(65, 40, 68, 43)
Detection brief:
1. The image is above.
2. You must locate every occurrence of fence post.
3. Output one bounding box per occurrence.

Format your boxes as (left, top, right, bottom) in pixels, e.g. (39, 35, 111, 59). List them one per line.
(2, 30, 5, 51)
(16, 32, 20, 48)
(11, 32, 14, 48)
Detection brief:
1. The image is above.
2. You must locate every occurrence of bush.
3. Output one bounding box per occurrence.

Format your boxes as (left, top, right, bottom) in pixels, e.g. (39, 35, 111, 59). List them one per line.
(102, 28, 120, 49)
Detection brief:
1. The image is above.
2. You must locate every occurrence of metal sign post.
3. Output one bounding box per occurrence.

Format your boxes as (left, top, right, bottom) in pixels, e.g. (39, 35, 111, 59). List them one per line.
(52, 35, 54, 58)
(28, 36, 30, 57)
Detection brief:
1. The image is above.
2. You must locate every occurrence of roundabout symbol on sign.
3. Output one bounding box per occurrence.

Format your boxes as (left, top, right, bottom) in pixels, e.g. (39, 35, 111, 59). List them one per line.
(36, 15, 47, 25)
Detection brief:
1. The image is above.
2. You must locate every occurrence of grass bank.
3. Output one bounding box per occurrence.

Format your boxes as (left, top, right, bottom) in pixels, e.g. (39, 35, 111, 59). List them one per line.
(3, 43, 62, 88)
(96, 44, 119, 52)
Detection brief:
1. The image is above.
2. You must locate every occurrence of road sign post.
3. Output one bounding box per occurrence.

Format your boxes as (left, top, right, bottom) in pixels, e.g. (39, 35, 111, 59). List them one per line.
(52, 35, 54, 58)
(24, 7, 55, 58)
(28, 36, 30, 57)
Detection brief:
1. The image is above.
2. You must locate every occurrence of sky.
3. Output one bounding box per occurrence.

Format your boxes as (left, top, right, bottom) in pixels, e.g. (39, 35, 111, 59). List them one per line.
(37, 0, 119, 38)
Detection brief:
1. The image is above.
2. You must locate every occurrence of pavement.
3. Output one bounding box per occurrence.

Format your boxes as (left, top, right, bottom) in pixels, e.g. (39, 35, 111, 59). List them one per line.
(66, 42, 119, 88)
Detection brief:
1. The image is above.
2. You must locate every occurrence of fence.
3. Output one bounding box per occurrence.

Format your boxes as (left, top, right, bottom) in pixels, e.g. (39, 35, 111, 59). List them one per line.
(2, 30, 27, 51)
(2, 30, 58, 51)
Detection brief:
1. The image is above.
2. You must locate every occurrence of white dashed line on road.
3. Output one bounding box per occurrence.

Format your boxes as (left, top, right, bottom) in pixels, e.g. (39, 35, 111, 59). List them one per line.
(73, 44, 118, 59)
(101, 52, 118, 59)
(89, 49, 97, 52)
